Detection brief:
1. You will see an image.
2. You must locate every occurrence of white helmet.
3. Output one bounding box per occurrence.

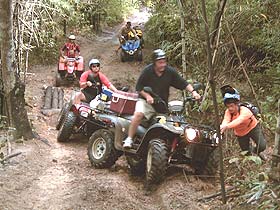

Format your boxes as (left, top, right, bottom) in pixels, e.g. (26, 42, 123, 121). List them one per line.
(69, 34, 76, 40)
(88, 59, 100, 68)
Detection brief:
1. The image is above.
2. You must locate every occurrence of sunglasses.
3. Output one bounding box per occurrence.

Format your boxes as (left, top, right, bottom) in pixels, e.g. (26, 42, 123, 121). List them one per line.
(91, 64, 100, 68)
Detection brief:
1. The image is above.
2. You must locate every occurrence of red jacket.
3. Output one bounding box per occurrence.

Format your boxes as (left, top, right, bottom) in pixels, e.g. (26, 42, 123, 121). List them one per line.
(61, 42, 80, 57)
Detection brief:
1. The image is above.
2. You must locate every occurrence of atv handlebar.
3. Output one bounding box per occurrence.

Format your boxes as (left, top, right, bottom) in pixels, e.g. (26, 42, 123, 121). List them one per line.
(143, 86, 201, 113)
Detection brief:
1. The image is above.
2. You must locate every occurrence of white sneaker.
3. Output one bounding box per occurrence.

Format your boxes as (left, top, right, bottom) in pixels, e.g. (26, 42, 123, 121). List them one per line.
(123, 137, 133, 148)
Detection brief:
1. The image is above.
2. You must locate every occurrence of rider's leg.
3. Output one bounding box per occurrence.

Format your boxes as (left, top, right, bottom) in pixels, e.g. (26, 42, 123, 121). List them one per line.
(128, 112, 144, 138)
(123, 99, 155, 148)
(248, 123, 266, 154)
(73, 92, 86, 104)
(237, 135, 251, 155)
(123, 112, 144, 148)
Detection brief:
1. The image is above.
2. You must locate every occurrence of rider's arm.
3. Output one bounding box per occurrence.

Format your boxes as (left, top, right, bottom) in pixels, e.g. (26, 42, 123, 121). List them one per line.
(60, 44, 67, 57)
(139, 90, 152, 99)
(227, 107, 254, 129)
(136, 68, 154, 104)
(131, 29, 139, 39)
(99, 73, 117, 92)
(120, 27, 126, 37)
(109, 84, 117, 92)
(170, 68, 199, 98)
(186, 84, 199, 97)
(221, 109, 231, 126)
(75, 45, 81, 57)
(79, 71, 89, 88)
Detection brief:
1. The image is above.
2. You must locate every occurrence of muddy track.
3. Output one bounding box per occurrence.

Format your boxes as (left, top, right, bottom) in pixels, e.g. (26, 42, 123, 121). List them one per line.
(0, 12, 218, 210)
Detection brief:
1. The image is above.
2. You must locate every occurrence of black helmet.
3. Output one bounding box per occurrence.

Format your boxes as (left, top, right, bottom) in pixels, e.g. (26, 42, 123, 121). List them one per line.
(220, 85, 240, 104)
(152, 49, 166, 62)
(220, 85, 236, 97)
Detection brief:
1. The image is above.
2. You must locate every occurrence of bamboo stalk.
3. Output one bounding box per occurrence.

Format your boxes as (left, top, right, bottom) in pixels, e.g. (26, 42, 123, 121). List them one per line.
(200, 0, 227, 204)
(226, 21, 261, 111)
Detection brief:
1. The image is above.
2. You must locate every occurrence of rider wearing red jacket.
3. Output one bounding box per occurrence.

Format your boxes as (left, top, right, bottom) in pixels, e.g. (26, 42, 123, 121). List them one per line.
(60, 35, 80, 58)
(74, 59, 117, 104)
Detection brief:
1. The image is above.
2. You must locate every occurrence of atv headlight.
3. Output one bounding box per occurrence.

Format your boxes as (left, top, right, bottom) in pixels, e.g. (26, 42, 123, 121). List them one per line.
(184, 128, 199, 142)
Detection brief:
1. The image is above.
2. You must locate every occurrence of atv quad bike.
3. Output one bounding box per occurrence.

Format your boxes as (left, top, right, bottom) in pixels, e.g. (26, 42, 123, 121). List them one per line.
(56, 83, 113, 142)
(56, 56, 85, 86)
(87, 84, 220, 186)
(120, 39, 142, 62)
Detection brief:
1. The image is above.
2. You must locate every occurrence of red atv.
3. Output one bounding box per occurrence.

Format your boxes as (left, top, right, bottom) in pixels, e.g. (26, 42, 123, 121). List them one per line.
(56, 56, 85, 86)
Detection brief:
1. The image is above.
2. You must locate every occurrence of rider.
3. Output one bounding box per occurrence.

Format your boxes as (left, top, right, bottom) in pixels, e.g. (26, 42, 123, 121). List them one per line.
(133, 25, 144, 48)
(74, 59, 117, 104)
(123, 49, 201, 148)
(220, 86, 266, 158)
(60, 34, 80, 59)
(116, 21, 139, 52)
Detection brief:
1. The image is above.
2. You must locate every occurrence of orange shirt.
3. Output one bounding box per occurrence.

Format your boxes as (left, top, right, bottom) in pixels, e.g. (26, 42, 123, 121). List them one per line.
(222, 106, 258, 136)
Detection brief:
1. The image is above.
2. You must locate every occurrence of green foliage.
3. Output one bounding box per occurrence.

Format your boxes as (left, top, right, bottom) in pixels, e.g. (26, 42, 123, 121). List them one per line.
(146, 2, 280, 208)
(145, 0, 280, 131)
(224, 153, 279, 209)
(27, 0, 139, 64)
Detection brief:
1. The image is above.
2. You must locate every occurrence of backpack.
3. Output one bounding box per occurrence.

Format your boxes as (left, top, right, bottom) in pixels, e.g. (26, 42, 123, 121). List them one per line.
(239, 102, 261, 120)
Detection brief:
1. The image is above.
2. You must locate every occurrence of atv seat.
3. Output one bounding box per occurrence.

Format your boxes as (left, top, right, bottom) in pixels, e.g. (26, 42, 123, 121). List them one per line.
(80, 102, 90, 107)
(120, 114, 153, 128)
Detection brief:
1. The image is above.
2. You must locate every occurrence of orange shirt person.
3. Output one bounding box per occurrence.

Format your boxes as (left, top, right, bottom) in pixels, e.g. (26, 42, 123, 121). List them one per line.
(220, 86, 266, 158)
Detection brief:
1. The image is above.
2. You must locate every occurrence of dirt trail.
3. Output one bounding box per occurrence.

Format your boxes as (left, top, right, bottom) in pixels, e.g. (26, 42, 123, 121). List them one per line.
(0, 10, 218, 210)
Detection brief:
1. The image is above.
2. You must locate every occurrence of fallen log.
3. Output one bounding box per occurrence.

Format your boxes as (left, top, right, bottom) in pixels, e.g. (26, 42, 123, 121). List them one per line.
(58, 88, 64, 109)
(0, 152, 22, 163)
(33, 131, 51, 147)
(197, 186, 236, 202)
(44, 86, 52, 109)
(52, 87, 59, 109)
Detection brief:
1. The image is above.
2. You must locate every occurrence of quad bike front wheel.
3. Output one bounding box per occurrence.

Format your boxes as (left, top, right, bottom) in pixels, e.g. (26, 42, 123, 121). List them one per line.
(204, 148, 220, 176)
(136, 50, 143, 62)
(146, 139, 168, 185)
(57, 111, 76, 142)
(56, 102, 71, 130)
(87, 129, 119, 168)
(120, 50, 127, 62)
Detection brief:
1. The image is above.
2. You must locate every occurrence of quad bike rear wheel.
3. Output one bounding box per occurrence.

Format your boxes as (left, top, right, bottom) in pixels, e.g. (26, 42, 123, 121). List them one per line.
(146, 139, 168, 185)
(87, 129, 119, 168)
(57, 111, 76, 142)
(127, 156, 145, 176)
(56, 102, 71, 130)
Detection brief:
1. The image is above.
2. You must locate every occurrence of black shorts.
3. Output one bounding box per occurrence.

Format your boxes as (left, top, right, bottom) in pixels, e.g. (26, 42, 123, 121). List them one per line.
(81, 89, 96, 103)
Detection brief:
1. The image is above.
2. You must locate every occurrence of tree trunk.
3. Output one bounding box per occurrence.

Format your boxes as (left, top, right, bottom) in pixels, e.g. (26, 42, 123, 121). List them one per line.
(0, 0, 33, 139)
(201, 0, 227, 204)
(177, 0, 187, 79)
(210, 0, 227, 46)
(270, 99, 280, 181)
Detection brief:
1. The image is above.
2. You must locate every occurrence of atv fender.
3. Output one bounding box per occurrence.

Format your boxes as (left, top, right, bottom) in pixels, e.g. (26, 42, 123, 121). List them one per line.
(113, 117, 146, 151)
(137, 122, 183, 154)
